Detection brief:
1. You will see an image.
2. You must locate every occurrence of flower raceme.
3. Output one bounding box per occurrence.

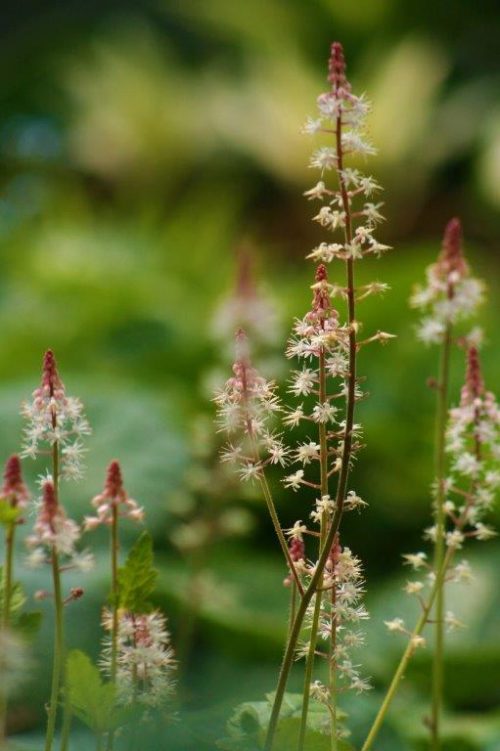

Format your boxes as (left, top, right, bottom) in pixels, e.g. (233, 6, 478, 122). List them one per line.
(214, 329, 285, 482)
(21, 350, 91, 481)
(101, 609, 176, 709)
(1, 455, 30, 515)
(214, 41, 392, 751)
(387, 347, 499, 642)
(26, 479, 81, 560)
(410, 218, 485, 345)
(84, 460, 144, 531)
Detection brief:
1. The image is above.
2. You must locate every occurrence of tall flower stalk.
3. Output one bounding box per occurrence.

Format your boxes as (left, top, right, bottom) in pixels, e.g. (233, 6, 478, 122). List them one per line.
(0, 455, 30, 744)
(410, 220, 484, 747)
(264, 40, 391, 751)
(22, 350, 91, 751)
(361, 345, 498, 750)
(215, 41, 391, 750)
(84, 460, 144, 750)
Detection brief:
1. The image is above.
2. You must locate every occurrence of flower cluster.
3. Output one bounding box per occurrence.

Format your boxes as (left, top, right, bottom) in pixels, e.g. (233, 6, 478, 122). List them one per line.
(298, 538, 371, 739)
(215, 329, 284, 482)
(84, 460, 144, 531)
(26, 479, 81, 559)
(21, 350, 91, 481)
(101, 610, 176, 709)
(1, 455, 30, 516)
(389, 347, 498, 641)
(410, 218, 485, 345)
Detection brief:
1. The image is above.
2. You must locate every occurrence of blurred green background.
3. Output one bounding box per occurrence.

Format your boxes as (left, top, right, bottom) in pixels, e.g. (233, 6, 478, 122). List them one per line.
(0, 0, 499, 749)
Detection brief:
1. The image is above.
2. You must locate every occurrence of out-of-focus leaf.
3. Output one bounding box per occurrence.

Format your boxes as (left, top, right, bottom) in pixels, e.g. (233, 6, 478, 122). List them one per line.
(66, 650, 118, 733)
(117, 530, 157, 611)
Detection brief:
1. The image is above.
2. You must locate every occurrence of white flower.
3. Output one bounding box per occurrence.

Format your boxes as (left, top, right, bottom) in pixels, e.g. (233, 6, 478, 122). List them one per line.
(239, 463, 261, 482)
(402, 552, 428, 570)
(453, 452, 481, 477)
(289, 369, 316, 397)
(310, 147, 338, 171)
(341, 132, 376, 156)
(404, 581, 424, 595)
(384, 618, 406, 633)
(474, 523, 497, 541)
(312, 402, 338, 424)
(445, 530, 465, 549)
(295, 441, 320, 465)
(302, 117, 323, 135)
(283, 470, 304, 491)
(410, 634, 426, 649)
(417, 318, 446, 345)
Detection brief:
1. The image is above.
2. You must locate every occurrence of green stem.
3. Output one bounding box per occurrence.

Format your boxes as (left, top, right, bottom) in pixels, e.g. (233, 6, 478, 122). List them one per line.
(361, 547, 454, 751)
(330, 578, 337, 751)
(44, 547, 64, 751)
(0, 521, 16, 744)
(106, 504, 119, 751)
(259, 474, 304, 596)
(297, 353, 329, 751)
(431, 324, 452, 749)
(45, 438, 65, 751)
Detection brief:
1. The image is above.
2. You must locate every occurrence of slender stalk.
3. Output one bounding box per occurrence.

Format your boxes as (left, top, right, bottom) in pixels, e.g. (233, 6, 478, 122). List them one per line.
(289, 581, 297, 638)
(329, 575, 337, 751)
(259, 474, 304, 595)
(297, 353, 330, 750)
(110, 504, 119, 682)
(264, 90, 357, 751)
(0, 521, 16, 743)
(361, 547, 454, 751)
(106, 504, 119, 751)
(45, 437, 65, 751)
(431, 324, 452, 749)
(45, 547, 64, 751)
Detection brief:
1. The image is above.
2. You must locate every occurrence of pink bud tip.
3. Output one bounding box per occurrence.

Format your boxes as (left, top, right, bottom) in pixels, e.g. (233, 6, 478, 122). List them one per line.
(315, 263, 328, 282)
(462, 346, 484, 405)
(42, 480, 58, 523)
(328, 42, 348, 90)
(3, 455, 22, 495)
(289, 537, 305, 563)
(70, 587, 84, 600)
(104, 460, 124, 498)
(438, 217, 468, 278)
(42, 349, 62, 395)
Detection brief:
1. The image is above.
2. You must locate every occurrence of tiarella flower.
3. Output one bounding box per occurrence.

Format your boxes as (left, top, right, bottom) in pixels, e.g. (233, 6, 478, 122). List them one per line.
(101, 610, 176, 709)
(26, 480, 80, 557)
(215, 329, 282, 481)
(21, 350, 91, 481)
(410, 218, 485, 344)
(84, 460, 144, 530)
(1, 455, 30, 515)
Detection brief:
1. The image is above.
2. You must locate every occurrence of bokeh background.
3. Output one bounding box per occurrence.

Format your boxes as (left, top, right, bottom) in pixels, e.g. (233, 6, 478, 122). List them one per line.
(0, 0, 499, 749)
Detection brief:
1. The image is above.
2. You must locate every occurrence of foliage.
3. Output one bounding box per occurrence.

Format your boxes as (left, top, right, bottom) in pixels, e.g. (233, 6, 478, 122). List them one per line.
(116, 530, 157, 612)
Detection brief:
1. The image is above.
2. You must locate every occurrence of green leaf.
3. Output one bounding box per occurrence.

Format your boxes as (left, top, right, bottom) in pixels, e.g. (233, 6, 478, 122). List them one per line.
(0, 499, 22, 526)
(66, 650, 119, 734)
(0, 571, 27, 617)
(218, 694, 352, 751)
(117, 531, 157, 612)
